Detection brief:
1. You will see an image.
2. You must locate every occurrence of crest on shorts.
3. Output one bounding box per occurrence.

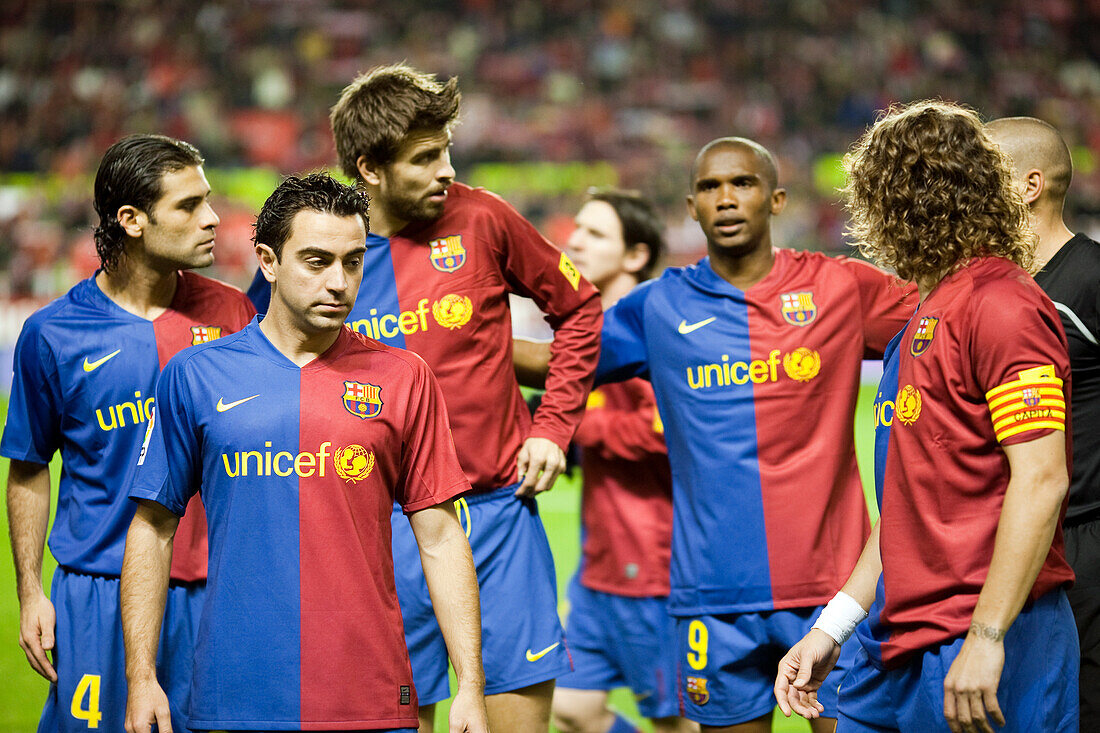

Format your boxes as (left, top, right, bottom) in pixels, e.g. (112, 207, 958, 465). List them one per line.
(342, 381, 382, 420)
(780, 291, 817, 326)
(686, 676, 709, 705)
(190, 325, 222, 345)
(910, 316, 939, 357)
(429, 235, 466, 273)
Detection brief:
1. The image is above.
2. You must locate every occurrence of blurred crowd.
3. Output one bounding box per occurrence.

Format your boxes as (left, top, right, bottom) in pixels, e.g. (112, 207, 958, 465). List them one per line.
(1, 0, 1099, 298)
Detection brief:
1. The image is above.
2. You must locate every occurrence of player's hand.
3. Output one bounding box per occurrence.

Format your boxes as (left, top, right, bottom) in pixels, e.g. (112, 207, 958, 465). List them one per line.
(774, 628, 841, 719)
(18, 590, 57, 681)
(448, 683, 489, 733)
(515, 437, 566, 497)
(943, 632, 1005, 733)
(125, 675, 173, 733)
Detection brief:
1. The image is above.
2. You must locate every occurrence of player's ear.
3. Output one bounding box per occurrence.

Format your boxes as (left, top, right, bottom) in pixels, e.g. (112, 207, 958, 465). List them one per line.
(770, 187, 787, 215)
(623, 242, 651, 276)
(1022, 169, 1044, 204)
(356, 156, 382, 187)
(116, 205, 145, 239)
(685, 195, 699, 222)
(255, 243, 278, 284)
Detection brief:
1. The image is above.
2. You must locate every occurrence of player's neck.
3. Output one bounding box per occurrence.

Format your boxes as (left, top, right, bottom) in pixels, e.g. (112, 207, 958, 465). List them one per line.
(708, 240, 775, 291)
(599, 272, 640, 310)
(95, 256, 179, 321)
(365, 199, 407, 238)
(258, 305, 341, 367)
(1030, 210, 1075, 270)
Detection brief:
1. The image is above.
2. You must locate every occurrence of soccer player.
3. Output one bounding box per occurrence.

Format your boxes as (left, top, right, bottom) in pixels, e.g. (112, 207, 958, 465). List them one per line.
(1, 134, 255, 733)
(595, 137, 916, 732)
(986, 116, 1100, 730)
(776, 101, 1078, 733)
(121, 174, 487, 733)
(249, 63, 603, 733)
(549, 190, 696, 733)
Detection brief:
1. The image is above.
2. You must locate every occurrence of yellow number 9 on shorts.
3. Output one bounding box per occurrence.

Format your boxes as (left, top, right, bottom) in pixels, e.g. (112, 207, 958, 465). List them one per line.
(687, 619, 708, 670)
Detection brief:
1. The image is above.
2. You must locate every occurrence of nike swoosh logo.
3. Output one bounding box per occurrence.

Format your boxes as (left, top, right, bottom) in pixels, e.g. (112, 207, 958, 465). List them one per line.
(677, 317, 716, 335)
(83, 349, 122, 372)
(525, 642, 560, 662)
(216, 395, 260, 413)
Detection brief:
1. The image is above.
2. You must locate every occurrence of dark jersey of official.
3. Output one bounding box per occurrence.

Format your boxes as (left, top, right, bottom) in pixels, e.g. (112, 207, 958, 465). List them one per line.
(1034, 233, 1100, 523)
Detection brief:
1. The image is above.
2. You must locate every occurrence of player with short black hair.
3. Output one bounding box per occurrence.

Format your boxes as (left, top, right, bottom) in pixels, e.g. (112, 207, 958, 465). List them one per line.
(987, 116, 1100, 731)
(2, 133, 255, 733)
(777, 101, 1078, 733)
(122, 173, 487, 733)
(250, 63, 603, 733)
(596, 137, 916, 732)
(550, 189, 696, 733)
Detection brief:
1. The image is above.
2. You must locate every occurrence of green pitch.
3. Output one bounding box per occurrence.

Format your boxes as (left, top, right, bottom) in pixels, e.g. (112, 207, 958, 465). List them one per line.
(0, 384, 878, 732)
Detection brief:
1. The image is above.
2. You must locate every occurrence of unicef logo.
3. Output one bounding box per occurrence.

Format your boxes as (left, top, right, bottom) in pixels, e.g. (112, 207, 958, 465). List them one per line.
(432, 294, 474, 330)
(334, 444, 376, 483)
(782, 347, 822, 382)
(895, 385, 922, 425)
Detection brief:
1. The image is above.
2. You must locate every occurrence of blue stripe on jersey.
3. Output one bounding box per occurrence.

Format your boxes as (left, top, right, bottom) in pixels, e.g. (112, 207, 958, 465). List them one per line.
(855, 325, 906, 665)
(599, 263, 770, 613)
(135, 322, 304, 723)
(345, 234, 406, 349)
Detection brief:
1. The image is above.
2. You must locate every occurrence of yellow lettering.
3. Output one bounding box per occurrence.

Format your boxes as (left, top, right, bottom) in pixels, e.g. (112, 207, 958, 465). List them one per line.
(379, 314, 399, 338)
(730, 362, 749, 385)
(687, 366, 705, 389)
(242, 450, 262, 476)
(117, 401, 139, 427)
(399, 310, 420, 334)
(749, 360, 770, 383)
(768, 349, 781, 381)
(704, 363, 722, 388)
(294, 451, 315, 477)
(274, 451, 294, 476)
(316, 442, 331, 477)
(687, 620, 708, 671)
(350, 318, 375, 338)
(144, 397, 155, 421)
(222, 453, 240, 477)
(95, 408, 117, 431)
(417, 298, 430, 331)
(70, 673, 102, 728)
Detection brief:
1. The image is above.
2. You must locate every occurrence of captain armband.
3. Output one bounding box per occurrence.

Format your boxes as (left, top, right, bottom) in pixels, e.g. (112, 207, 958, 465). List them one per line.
(985, 364, 1065, 443)
(811, 591, 868, 645)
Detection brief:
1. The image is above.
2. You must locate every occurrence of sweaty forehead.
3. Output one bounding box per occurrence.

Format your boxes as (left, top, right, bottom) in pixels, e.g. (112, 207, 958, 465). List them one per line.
(691, 143, 776, 189)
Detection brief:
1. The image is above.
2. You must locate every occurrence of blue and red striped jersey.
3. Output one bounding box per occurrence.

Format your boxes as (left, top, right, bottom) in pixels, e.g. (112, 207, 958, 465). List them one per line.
(129, 320, 470, 730)
(0, 272, 254, 580)
(249, 182, 602, 492)
(597, 249, 916, 615)
(859, 257, 1074, 667)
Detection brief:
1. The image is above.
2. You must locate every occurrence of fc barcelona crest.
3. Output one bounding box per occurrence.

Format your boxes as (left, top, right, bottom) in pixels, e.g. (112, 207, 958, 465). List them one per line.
(190, 325, 222, 345)
(686, 676, 709, 705)
(342, 381, 383, 420)
(910, 316, 939, 356)
(1022, 387, 1041, 407)
(429, 235, 467, 273)
(780, 291, 817, 326)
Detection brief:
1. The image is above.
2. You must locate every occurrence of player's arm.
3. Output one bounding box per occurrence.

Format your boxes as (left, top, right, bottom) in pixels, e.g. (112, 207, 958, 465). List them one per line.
(942, 431, 1067, 733)
(121, 499, 179, 733)
(7, 458, 56, 681)
(408, 502, 488, 733)
(775, 519, 882, 719)
(513, 338, 550, 389)
(574, 383, 666, 461)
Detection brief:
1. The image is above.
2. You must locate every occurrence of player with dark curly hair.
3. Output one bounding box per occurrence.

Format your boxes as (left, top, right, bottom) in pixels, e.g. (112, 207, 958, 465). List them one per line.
(776, 101, 1077, 733)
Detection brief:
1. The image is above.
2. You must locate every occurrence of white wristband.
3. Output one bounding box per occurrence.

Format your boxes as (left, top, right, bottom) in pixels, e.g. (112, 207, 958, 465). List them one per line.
(812, 591, 868, 645)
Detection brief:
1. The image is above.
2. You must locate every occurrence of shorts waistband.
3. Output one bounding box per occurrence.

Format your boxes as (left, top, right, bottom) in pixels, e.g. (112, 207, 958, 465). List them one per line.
(392, 481, 524, 513)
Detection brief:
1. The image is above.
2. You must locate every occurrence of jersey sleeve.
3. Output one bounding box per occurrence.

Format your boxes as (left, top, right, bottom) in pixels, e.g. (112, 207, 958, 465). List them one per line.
(573, 381, 667, 462)
(841, 257, 918, 357)
(971, 279, 1070, 446)
(396, 356, 472, 513)
(489, 193, 603, 450)
(128, 357, 203, 515)
(595, 281, 652, 385)
(0, 315, 62, 465)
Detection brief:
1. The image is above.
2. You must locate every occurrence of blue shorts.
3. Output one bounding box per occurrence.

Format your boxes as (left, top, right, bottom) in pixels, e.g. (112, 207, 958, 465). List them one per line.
(838, 590, 1079, 732)
(676, 606, 857, 727)
(391, 484, 571, 703)
(557, 574, 680, 719)
(37, 567, 204, 733)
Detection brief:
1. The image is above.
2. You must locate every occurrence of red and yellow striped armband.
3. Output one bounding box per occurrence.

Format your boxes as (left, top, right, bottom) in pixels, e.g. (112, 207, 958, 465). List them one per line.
(985, 364, 1066, 443)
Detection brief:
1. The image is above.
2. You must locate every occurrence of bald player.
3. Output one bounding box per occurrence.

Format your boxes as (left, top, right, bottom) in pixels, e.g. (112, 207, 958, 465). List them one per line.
(987, 117, 1100, 728)
(595, 137, 916, 731)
